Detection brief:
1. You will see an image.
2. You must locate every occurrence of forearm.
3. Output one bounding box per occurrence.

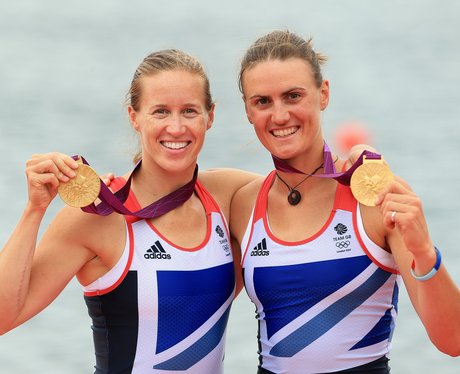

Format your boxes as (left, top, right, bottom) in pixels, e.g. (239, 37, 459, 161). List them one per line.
(405, 259, 460, 356)
(0, 204, 45, 333)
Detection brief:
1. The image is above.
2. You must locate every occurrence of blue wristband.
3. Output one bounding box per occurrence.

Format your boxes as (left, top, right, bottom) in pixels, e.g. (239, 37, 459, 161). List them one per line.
(410, 246, 442, 281)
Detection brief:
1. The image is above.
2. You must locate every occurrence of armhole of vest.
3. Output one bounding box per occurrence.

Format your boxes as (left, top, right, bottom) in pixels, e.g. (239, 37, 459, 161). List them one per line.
(83, 221, 135, 296)
(253, 171, 276, 221)
(195, 179, 220, 214)
(242, 172, 275, 263)
(195, 179, 232, 250)
(353, 202, 399, 274)
(241, 207, 257, 264)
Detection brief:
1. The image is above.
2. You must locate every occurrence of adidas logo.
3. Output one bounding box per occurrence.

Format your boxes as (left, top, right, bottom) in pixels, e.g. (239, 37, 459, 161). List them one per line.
(250, 238, 269, 256)
(215, 225, 225, 238)
(144, 241, 171, 260)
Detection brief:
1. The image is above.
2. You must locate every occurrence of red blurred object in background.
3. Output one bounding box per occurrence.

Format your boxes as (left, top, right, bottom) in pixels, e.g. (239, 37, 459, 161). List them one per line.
(333, 121, 373, 156)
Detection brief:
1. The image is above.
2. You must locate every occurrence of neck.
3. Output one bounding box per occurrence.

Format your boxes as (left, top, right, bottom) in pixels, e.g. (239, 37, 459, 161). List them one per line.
(274, 154, 338, 206)
(132, 159, 197, 201)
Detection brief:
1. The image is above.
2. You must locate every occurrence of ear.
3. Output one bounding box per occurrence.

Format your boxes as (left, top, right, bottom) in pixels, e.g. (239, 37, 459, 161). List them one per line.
(242, 95, 253, 124)
(128, 106, 140, 131)
(319, 80, 330, 111)
(206, 103, 215, 130)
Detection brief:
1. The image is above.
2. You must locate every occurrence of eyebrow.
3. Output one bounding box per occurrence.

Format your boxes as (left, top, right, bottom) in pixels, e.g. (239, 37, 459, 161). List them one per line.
(248, 86, 307, 100)
(148, 102, 201, 110)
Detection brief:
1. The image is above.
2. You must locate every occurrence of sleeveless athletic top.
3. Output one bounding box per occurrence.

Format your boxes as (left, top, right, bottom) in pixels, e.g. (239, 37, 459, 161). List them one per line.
(241, 171, 401, 374)
(83, 178, 235, 373)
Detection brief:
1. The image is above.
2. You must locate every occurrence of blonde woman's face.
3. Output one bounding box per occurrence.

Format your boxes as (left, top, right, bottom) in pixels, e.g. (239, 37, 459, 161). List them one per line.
(128, 70, 214, 173)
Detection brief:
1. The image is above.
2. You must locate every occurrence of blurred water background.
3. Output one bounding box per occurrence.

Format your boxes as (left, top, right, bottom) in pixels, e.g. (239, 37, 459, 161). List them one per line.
(0, 0, 459, 373)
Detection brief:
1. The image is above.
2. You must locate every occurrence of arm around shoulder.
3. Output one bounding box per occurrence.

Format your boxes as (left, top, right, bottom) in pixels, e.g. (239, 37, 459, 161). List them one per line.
(199, 168, 260, 217)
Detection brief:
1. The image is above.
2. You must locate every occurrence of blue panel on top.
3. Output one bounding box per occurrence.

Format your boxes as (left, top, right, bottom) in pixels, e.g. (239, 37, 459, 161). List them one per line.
(156, 261, 234, 353)
(253, 255, 371, 339)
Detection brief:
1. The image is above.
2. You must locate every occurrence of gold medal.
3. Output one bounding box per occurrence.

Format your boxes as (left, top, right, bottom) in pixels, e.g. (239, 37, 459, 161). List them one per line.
(350, 156, 394, 206)
(58, 158, 101, 208)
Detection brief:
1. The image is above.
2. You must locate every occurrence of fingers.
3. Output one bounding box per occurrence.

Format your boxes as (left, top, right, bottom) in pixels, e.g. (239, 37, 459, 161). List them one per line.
(374, 176, 411, 205)
(25, 153, 81, 209)
(346, 144, 378, 166)
(100, 172, 115, 186)
(374, 177, 423, 229)
(26, 153, 78, 183)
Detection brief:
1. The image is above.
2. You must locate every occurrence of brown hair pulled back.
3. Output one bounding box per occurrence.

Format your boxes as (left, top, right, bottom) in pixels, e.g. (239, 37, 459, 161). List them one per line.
(238, 30, 327, 93)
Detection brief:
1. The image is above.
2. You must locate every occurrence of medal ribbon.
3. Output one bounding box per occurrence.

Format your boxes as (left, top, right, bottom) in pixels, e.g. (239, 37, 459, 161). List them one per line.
(272, 141, 381, 185)
(75, 156, 198, 219)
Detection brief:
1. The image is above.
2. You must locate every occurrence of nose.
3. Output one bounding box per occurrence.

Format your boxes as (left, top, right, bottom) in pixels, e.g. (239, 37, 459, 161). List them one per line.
(166, 114, 186, 136)
(271, 102, 290, 125)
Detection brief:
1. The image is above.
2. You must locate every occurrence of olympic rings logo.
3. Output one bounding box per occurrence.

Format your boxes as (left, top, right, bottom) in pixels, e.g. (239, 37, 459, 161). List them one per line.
(335, 240, 350, 249)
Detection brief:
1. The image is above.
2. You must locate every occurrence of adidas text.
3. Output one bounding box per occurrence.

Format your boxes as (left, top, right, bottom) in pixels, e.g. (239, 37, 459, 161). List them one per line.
(251, 238, 269, 256)
(250, 249, 270, 256)
(144, 240, 171, 260)
(144, 253, 172, 260)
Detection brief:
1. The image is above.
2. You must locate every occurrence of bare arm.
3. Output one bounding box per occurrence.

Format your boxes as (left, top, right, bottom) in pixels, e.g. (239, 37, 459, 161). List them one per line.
(375, 177, 460, 356)
(0, 154, 99, 334)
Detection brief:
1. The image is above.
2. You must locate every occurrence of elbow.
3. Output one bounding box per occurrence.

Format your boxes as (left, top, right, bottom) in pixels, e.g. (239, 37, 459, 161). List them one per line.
(441, 347, 460, 358)
(432, 332, 460, 357)
(0, 316, 18, 336)
(443, 342, 460, 358)
(0, 325, 12, 336)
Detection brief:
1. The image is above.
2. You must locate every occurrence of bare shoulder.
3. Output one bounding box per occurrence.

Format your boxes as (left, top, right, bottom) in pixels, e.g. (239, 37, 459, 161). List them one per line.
(199, 168, 260, 191)
(232, 176, 265, 216)
(230, 176, 265, 242)
(198, 168, 260, 212)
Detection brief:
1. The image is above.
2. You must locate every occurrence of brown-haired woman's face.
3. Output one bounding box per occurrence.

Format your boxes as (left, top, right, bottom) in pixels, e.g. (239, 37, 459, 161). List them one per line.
(242, 58, 329, 160)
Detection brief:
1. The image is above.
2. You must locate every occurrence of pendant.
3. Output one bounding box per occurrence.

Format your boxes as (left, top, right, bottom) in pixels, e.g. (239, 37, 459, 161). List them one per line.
(288, 189, 301, 205)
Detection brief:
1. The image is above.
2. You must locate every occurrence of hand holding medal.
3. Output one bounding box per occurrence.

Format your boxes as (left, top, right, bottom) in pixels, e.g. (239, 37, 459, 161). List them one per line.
(58, 157, 101, 208)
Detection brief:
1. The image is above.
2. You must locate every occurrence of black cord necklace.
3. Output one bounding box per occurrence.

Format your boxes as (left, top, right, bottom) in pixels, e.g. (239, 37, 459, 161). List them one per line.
(275, 156, 338, 206)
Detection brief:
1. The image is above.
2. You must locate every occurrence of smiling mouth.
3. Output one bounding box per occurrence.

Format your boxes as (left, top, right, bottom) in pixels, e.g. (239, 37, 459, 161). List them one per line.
(161, 141, 190, 150)
(272, 127, 299, 137)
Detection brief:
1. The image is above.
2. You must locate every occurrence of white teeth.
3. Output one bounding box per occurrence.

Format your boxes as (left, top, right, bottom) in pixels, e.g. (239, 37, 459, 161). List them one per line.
(162, 141, 189, 149)
(272, 127, 298, 137)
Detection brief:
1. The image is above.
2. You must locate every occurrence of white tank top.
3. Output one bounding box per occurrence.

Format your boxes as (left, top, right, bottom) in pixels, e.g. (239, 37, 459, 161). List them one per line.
(84, 179, 234, 373)
(241, 171, 401, 374)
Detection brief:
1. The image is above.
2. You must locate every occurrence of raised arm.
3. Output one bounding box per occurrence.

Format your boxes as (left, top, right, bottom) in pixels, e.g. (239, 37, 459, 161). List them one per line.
(375, 177, 460, 356)
(0, 153, 101, 334)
